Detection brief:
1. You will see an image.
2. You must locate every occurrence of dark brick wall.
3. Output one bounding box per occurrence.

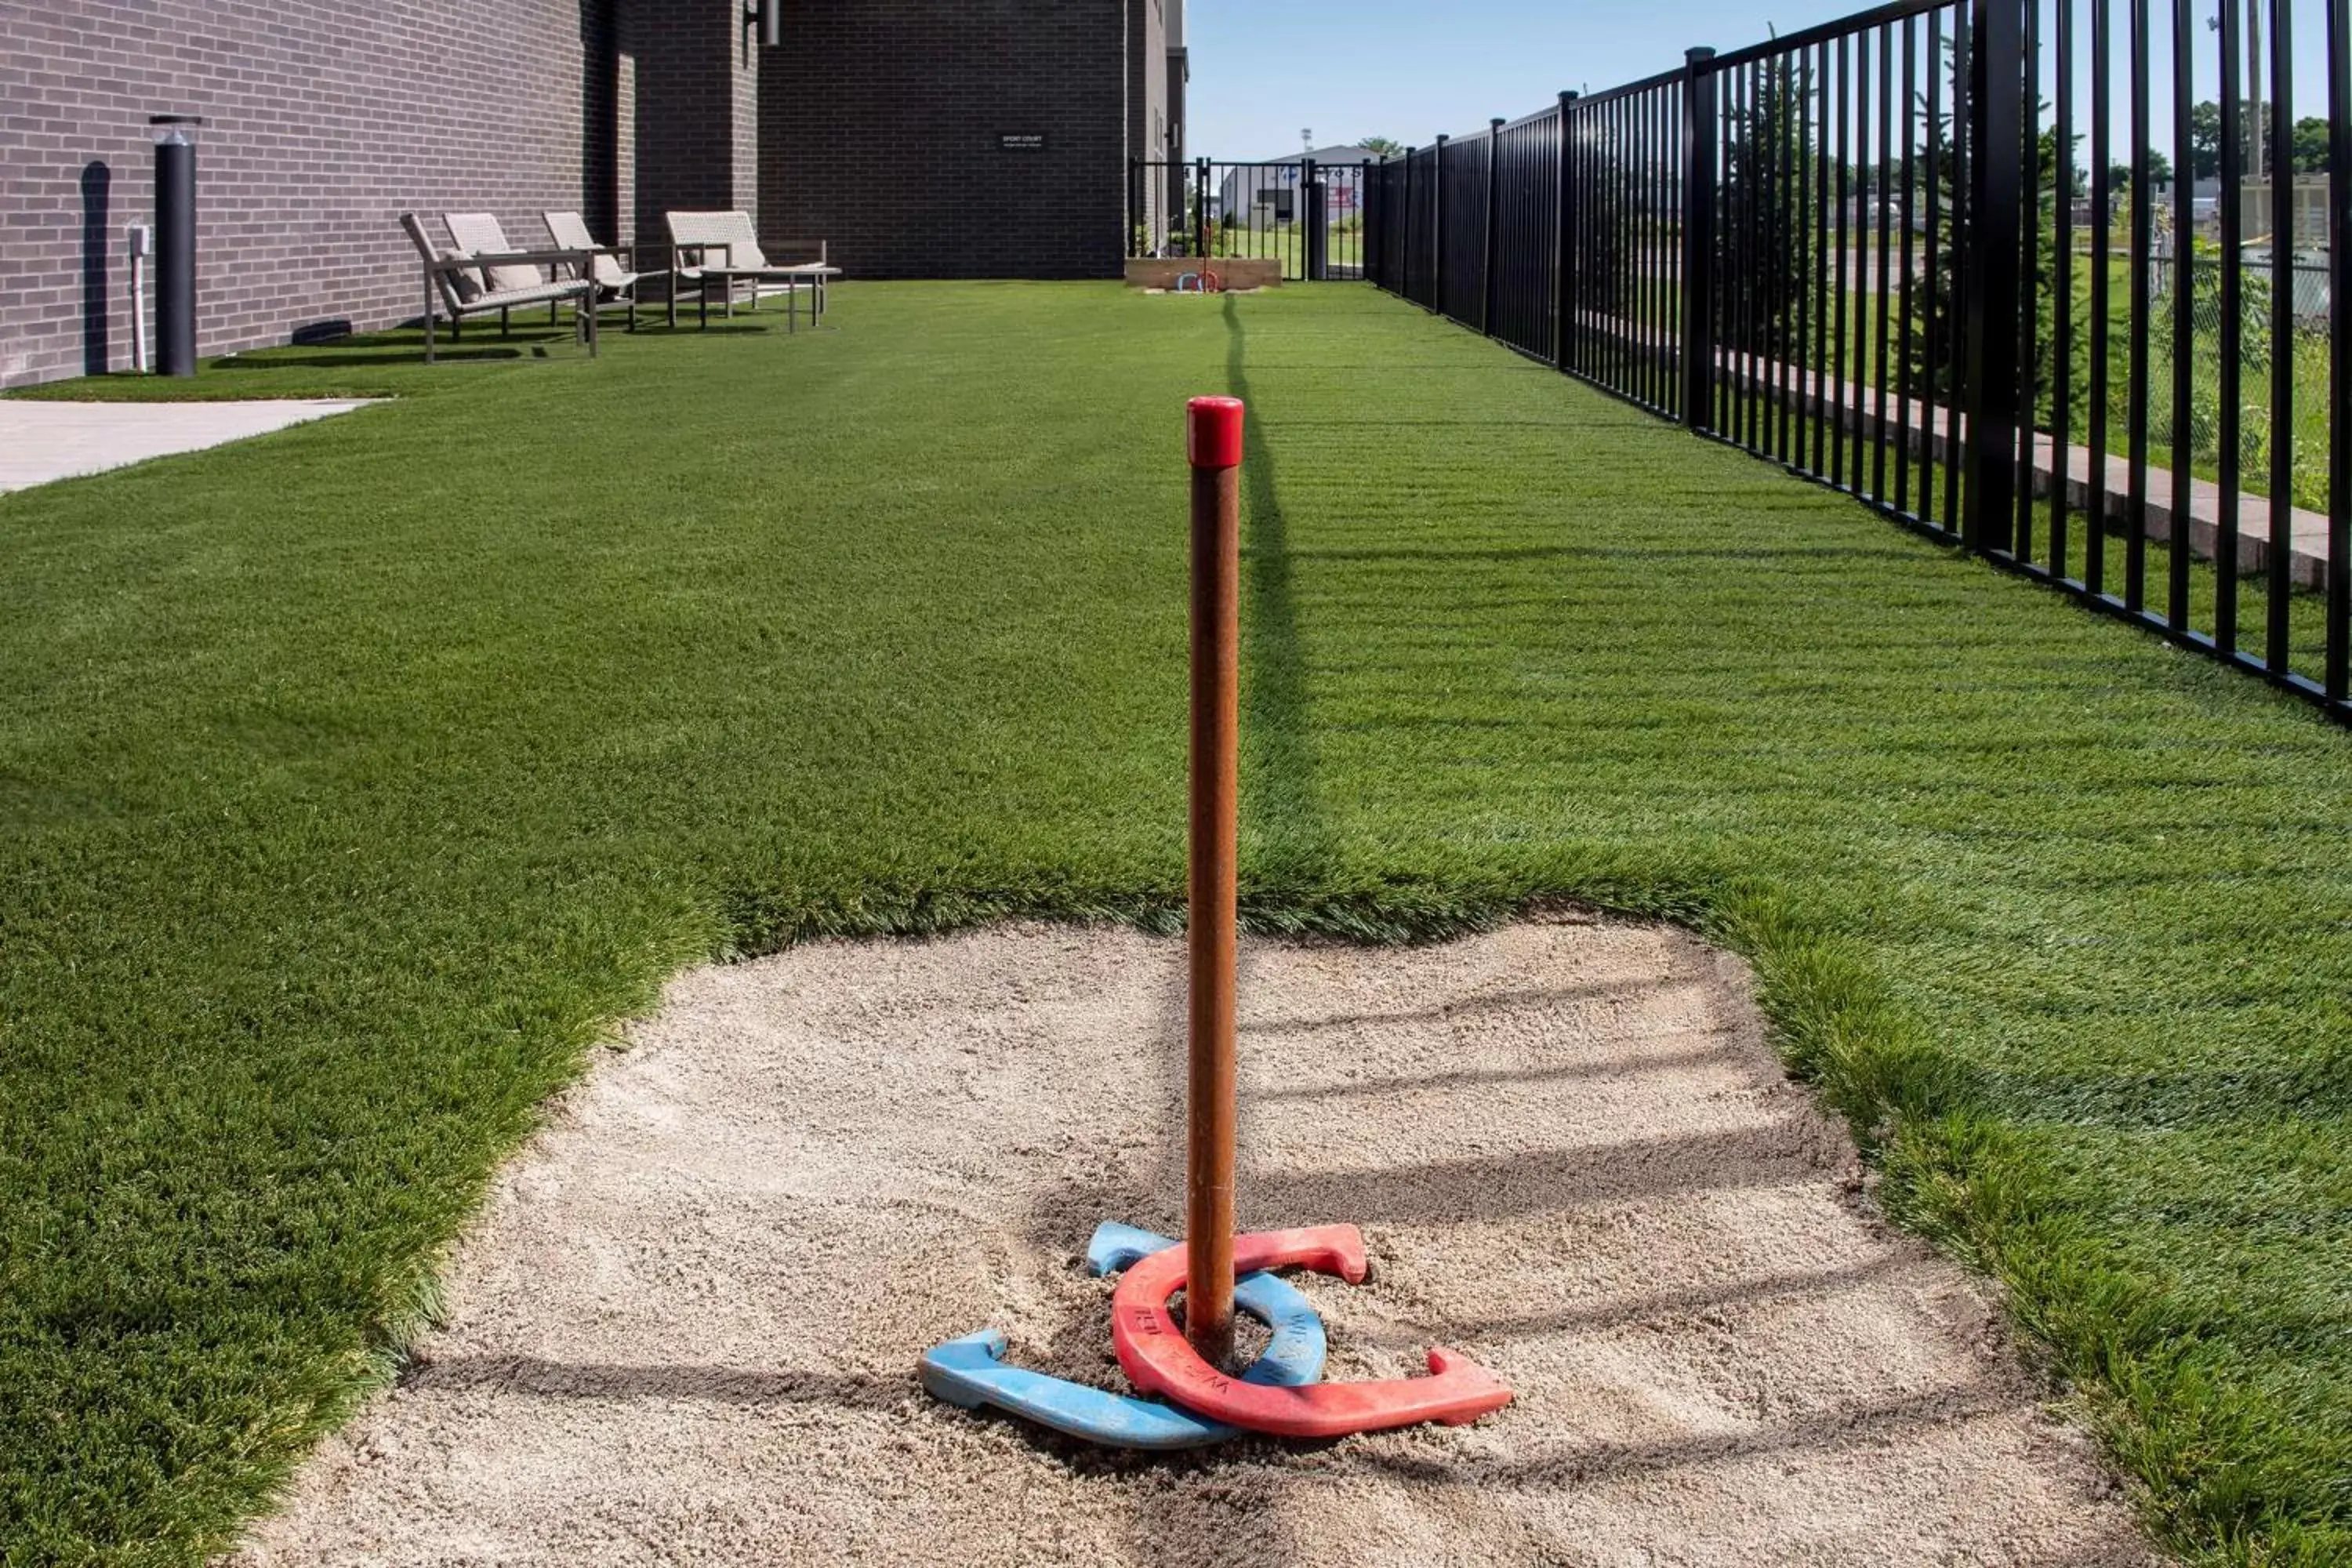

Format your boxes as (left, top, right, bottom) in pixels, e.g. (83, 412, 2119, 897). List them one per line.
(0, 0, 650, 387)
(624, 0, 759, 246)
(1167, 48, 1188, 166)
(759, 0, 1132, 279)
(1127, 0, 1169, 241)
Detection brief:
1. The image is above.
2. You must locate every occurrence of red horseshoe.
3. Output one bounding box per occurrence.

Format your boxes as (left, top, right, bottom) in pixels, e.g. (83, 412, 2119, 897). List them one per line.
(1112, 1224, 1514, 1439)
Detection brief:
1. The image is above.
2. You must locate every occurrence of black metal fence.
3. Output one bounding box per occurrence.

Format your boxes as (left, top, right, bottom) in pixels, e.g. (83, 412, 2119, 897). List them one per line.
(1131, 159, 1372, 281)
(1367, 0, 2352, 725)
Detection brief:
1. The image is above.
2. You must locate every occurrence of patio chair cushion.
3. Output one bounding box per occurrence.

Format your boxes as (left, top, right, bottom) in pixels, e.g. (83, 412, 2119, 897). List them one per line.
(399, 212, 485, 304)
(667, 210, 776, 275)
(706, 211, 772, 270)
(543, 210, 648, 290)
(684, 214, 827, 270)
(441, 258, 486, 303)
(444, 212, 544, 294)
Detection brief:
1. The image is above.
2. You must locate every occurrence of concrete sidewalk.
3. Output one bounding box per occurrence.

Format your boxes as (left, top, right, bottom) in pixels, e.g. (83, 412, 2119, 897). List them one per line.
(0, 399, 375, 494)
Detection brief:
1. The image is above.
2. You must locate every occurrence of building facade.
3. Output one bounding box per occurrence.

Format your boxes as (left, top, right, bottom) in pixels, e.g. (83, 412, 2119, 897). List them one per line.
(1217, 147, 1382, 225)
(0, 0, 1182, 387)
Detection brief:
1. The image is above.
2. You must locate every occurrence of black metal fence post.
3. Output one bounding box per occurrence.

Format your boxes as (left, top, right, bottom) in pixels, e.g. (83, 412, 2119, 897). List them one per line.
(1482, 117, 1504, 335)
(1432, 133, 1449, 314)
(1129, 156, 1143, 257)
(1305, 158, 1325, 281)
(1554, 91, 1577, 369)
(1196, 157, 1211, 258)
(1679, 49, 1718, 431)
(2332, 0, 2352, 704)
(1959, 0, 2024, 553)
(2265, 0, 2297, 671)
(1401, 148, 1417, 301)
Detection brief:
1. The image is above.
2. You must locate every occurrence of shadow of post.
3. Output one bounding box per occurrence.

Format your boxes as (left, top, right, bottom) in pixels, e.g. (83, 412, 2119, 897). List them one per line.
(81, 162, 112, 376)
(1222, 293, 1330, 882)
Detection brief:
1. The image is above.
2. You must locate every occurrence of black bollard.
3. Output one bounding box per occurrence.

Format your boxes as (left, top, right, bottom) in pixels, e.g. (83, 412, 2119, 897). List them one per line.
(1307, 181, 1329, 282)
(150, 115, 202, 377)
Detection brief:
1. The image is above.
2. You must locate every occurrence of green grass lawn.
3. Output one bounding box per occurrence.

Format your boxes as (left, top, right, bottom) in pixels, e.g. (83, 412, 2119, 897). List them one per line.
(5, 281, 2350, 1566)
(1201, 219, 1364, 273)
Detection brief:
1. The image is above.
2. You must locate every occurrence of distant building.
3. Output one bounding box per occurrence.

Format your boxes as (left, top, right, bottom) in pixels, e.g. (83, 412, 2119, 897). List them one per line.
(2241, 174, 2332, 247)
(1218, 147, 1383, 226)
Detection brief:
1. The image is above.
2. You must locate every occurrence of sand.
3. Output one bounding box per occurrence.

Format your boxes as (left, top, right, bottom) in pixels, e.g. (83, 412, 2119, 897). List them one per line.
(227, 916, 2157, 1567)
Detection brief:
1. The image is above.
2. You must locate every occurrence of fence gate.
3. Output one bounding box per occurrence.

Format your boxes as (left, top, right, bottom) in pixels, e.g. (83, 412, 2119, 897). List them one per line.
(1130, 159, 1373, 281)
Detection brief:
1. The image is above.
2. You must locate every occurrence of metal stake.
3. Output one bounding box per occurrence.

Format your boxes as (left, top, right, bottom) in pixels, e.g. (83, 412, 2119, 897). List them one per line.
(1184, 395, 1244, 1370)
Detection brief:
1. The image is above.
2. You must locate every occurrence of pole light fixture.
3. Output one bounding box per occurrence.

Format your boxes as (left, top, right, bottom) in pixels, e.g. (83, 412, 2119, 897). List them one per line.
(148, 114, 203, 377)
(746, 0, 781, 48)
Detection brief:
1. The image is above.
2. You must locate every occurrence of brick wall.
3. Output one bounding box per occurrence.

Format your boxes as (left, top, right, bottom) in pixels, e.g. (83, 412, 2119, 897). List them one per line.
(759, 0, 1132, 279)
(1, 0, 1154, 384)
(0, 0, 655, 387)
(622, 0, 759, 245)
(1128, 0, 1169, 243)
(1167, 47, 1188, 182)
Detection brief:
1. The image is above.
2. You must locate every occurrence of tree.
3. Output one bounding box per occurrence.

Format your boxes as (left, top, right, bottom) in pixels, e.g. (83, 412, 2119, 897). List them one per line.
(1906, 55, 2079, 422)
(2110, 150, 2172, 187)
(2188, 98, 2315, 179)
(1359, 136, 1405, 158)
(1717, 58, 1819, 358)
(2190, 99, 2221, 179)
(2291, 116, 2331, 172)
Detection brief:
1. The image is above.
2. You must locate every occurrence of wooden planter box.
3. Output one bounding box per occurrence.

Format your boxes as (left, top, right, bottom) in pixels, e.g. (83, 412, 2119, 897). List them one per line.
(1123, 258, 1283, 291)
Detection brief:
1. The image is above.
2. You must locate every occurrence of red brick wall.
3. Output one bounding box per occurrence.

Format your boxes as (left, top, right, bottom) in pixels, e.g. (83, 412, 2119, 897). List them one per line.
(0, 0, 631, 387)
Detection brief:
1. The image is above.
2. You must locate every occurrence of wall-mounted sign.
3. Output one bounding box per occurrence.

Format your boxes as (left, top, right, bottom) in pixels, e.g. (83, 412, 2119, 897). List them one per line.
(1000, 134, 1045, 151)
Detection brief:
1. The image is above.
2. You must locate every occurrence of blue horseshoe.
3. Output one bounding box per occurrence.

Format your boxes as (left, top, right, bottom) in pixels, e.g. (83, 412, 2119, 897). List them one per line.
(919, 1221, 1328, 1449)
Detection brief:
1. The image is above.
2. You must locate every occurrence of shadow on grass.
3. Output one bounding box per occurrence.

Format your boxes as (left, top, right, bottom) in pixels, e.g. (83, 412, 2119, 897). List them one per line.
(212, 349, 528, 369)
(205, 321, 775, 372)
(1224, 294, 1329, 880)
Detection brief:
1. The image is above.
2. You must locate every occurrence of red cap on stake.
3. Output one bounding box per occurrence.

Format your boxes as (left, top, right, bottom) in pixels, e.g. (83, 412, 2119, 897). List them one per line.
(1186, 396, 1246, 470)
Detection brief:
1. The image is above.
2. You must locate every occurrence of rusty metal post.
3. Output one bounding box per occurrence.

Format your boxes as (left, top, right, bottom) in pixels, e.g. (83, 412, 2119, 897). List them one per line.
(1184, 394, 1243, 1370)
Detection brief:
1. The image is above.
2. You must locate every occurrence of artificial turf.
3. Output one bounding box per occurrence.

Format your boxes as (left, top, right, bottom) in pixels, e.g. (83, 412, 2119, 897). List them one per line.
(2, 281, 2348, 1566)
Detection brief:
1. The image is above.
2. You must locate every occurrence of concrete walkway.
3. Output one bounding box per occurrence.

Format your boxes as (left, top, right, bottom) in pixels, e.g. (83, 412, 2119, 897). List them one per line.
(0, 399, 375, 494)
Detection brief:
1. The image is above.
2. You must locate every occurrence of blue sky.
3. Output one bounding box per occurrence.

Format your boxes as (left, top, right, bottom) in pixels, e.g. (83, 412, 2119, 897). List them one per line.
(1184, 0, 2339, 168)
(1185, 0, 1888, 160)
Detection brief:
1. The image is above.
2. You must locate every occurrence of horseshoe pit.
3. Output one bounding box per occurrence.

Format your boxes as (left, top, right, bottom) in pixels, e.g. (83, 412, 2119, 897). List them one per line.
(230, 917, 2153, 1566)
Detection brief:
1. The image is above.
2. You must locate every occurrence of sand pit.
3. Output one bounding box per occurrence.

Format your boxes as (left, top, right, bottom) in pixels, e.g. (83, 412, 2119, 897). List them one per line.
(229, 917, 2154, 1566)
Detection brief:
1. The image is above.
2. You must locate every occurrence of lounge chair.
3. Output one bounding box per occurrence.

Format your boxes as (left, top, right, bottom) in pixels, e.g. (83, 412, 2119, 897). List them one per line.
(542, 210, 666, 329)
(664, 210, 840, 331)
(398, 212, 596, 365)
